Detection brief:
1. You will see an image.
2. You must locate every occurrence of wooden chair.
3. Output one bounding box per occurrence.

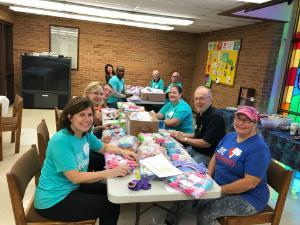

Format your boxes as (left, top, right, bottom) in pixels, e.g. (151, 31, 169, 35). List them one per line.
(36, 119, 49, 165)
(6, 144, 96, 225)
(217, 160, 293, 225)
(54, 107, 61, 132)
(0, 94, 23, 161)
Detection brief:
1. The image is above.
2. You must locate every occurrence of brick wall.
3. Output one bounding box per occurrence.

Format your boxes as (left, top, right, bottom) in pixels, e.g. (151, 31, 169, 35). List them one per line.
(191, 22, 284, 112)
(12, 13, 284, 111)
(12, 13, 197, 98)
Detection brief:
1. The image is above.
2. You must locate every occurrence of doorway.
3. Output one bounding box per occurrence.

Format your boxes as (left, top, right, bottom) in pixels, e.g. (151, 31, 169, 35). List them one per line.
(0, 20, 13, 102)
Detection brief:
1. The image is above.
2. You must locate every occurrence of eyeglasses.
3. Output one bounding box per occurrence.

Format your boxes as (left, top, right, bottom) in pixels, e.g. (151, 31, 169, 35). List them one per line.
(234, 115, 254, 124)
(194, 96, 210, 101)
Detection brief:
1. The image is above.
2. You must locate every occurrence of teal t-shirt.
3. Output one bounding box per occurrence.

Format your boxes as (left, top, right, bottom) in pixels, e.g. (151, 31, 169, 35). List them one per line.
(150, 78, 164, 90)
(34, 129, 103, 209)
(107, 75, 125, 103)
(159, 99, 193, 133)
(165, 81, 183, 93)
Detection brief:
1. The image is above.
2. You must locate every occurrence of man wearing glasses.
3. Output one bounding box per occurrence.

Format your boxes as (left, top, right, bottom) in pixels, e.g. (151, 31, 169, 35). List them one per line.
(171, 86, 225, 166)
(165, 71, 183, 94)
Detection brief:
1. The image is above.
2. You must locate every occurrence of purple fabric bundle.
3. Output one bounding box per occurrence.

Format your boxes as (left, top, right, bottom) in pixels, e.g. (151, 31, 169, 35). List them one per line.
(128, 177, 151, 191)
(171, 160, 208, 174)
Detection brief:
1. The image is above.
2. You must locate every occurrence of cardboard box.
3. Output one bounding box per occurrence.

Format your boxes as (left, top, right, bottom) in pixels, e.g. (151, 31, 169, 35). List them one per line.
(141, 92, 166, 102)
(126, 113, 159, 136)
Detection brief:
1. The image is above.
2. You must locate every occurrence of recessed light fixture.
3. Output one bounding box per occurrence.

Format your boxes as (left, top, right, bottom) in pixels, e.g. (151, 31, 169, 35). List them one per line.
(10, 6, 175, 31)
(0, 0, 193, 26)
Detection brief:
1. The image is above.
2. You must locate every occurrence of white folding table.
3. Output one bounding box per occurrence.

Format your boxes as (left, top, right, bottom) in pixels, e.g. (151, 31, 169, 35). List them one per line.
(0, 95, 10, 116)
(107, 174, 220, 203)
(134, 100, 165, 105)
(107, 172, 221, 225)
(106, 134, 221, 225)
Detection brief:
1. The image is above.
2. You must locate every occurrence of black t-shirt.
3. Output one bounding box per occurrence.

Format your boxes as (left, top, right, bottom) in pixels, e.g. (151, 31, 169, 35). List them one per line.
(194, 106, 226, 157)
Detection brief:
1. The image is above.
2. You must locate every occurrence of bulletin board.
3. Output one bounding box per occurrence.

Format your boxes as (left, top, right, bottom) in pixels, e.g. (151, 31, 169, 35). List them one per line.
(205, 40, 241, 86)
(50, 25, 79, 69)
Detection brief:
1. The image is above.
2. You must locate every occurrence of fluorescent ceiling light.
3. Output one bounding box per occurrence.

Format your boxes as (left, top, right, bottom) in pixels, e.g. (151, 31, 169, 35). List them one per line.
(0, 0, 193, 26)
(9, 6, 174, 31)
(235, 0, 272, 3)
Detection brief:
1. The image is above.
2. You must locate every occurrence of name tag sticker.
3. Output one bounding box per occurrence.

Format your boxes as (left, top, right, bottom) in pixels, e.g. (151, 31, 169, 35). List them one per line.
(168, 111, 174, 118)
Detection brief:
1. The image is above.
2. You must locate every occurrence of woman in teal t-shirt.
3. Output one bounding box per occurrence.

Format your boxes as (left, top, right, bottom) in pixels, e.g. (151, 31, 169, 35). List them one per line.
(34, 97, 137, 225)
(150, 69, 164, 90)
(156, 85, 193, 133)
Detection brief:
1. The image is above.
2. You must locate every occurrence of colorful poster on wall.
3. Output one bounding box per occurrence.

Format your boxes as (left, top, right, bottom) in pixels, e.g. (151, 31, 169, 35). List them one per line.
(204, 74, 212, 88)
(205, 40, 241, 86)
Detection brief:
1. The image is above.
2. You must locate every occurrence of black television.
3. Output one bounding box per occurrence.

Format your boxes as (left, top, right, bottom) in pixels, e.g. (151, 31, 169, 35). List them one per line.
(22, 55, 71, 92)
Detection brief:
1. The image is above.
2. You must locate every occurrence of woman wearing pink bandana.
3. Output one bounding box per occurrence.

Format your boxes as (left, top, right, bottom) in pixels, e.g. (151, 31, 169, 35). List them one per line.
(197, 106, 271, 225)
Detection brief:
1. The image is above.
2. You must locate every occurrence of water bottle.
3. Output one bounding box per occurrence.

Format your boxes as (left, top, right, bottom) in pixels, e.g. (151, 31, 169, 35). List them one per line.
(159, 120, 165, 129)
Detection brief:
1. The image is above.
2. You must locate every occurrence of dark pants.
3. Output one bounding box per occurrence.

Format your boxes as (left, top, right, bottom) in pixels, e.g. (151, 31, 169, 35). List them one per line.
(94, 127, 104, 139)
(36, 182, 120, 225)
(88, 151, 105, 172)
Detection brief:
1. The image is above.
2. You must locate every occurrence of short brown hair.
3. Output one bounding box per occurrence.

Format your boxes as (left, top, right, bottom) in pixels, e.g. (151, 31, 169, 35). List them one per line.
(59, 97, 94, 135)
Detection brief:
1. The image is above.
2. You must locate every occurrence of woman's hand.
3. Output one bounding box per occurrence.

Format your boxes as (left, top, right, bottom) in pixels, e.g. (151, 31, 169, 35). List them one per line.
(107, 165, 131, 178)
(121, 149, 138, 162)
(102, 135, 112, 143)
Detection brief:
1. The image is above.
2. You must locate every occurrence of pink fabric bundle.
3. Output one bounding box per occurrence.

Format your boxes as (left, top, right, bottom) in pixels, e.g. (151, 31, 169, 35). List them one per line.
(167, 172, 213, 199)
(104, 153, 137, 169)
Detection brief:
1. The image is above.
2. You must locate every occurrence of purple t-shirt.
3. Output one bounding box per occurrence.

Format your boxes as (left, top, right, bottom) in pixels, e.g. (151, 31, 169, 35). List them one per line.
(214, 132, 271, 212)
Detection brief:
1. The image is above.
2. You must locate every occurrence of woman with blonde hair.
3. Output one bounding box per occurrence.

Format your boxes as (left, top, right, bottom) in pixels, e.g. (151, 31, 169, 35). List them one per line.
(84, 81, 104, 126)
(84, 82, 109, 171)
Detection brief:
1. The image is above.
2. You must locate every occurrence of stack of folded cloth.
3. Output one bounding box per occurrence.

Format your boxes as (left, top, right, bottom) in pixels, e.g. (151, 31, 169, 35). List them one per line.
(104, 153, 137, 169)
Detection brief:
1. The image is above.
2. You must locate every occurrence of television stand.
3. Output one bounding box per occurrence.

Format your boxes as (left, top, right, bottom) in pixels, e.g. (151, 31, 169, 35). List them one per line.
(22, 90, 70, 109)
(21, 55, 71, 109)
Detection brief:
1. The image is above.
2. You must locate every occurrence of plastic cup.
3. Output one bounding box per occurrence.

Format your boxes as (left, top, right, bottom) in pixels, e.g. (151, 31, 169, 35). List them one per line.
(290, 123, 298, 135)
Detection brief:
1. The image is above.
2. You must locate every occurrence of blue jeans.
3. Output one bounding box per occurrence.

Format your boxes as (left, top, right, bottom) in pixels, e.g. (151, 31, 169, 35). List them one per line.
(197, 194, 258, 225)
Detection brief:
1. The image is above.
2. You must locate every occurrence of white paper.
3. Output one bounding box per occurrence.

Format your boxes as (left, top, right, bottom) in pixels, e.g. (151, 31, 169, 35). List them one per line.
(140, 154, 183, 178)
